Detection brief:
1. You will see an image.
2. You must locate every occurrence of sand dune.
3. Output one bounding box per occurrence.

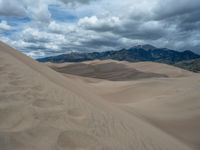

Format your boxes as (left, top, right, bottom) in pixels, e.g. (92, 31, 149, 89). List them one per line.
(83, 75, 200, 149)
(47, 60, 200, 150)
(47, 60, 192, 81)
(0, 41, 196, 150)
(47, 61, 169, 81)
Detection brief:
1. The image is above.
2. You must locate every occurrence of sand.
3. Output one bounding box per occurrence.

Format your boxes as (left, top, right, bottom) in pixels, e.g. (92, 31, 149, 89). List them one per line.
(47, 61, 169, 81)
(0, 41, 197, 150)
(47, 60, 192, 82)
(48, 60, 200, 150)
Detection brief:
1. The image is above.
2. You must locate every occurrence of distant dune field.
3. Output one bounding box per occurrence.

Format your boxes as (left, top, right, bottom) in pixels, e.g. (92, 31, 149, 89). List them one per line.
(0, 41, 199, 150)
(48, 60, 200, 150)
(47, 60, 192, 80)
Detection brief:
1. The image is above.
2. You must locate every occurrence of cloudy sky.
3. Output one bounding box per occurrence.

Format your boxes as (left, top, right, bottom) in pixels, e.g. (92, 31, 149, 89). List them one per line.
(0, 0, 200, 58)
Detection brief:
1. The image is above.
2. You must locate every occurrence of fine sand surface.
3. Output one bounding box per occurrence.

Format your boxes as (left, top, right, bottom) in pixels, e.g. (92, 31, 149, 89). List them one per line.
(0, 41, 197, 150)
(48, 60, 200, 150)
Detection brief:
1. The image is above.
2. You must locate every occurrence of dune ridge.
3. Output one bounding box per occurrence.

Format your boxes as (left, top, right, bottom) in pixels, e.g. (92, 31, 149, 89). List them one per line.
(47, 60, 192, 82)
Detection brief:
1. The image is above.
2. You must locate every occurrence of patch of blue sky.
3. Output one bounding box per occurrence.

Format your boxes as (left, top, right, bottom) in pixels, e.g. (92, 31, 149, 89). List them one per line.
(0, 16, 31, 26)
(48, 5, 78, 23)
(0, 16, 30, 38)
(0, 30, 14, 37)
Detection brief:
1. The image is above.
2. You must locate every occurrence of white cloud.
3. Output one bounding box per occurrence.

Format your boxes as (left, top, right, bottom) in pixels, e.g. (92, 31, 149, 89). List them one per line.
(48, 21, 75, 34)
(0, 21, 12, 31)
(27, 0, 52, 23)
(78, 16, 120, 32)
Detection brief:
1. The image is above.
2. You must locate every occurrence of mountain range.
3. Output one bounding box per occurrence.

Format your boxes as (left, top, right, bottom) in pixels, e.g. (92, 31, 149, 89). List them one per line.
(38, 44, 200, 72)
(38, 44, 199, 63)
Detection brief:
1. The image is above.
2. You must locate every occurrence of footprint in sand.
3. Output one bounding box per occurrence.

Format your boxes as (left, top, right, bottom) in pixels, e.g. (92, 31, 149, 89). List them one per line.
(56, 131, 102, 150)
(67, 108, 86, 120)
(32, 99, 61, 108)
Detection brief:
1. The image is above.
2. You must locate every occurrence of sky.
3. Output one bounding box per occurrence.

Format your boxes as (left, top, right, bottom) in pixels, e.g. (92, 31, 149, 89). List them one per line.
(0, 0, 200, 58)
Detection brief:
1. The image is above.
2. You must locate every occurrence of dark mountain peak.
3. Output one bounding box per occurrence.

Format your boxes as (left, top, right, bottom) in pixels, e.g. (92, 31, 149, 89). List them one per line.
(133, 44, 157, 50)
(38, 46, 200, 66)
(183, 50, 195, 54)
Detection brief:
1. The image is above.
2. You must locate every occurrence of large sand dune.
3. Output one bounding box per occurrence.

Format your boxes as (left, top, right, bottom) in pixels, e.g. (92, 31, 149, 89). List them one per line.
(0, 41, 197, 150)
(47, 61, 169, 81)
(47, 60, 192, 81)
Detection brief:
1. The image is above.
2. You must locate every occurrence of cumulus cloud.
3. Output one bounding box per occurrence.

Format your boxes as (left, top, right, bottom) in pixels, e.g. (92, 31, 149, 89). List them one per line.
(78, 16, 120, 32)
(30, 2, 51, 23)
(48, 21, 75, 34)
(0, 20, 12, 31)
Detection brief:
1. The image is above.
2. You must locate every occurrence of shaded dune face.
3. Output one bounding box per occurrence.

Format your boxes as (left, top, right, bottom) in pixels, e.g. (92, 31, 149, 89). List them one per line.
(0, 41, 195, 150)
(50, 62, 168, 81)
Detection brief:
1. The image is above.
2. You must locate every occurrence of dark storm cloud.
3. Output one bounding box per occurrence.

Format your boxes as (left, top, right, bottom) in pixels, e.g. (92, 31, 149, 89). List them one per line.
(114, 21, 166, 40)
(81, 37, 121, 49)
(154, 0, 200, 20)
(0, 0, 27, 17)
(23, 37, 51, 44)
(150, 0, 200, 52)
(153, 0, 200, 33)
(25, 44, 48, 51)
